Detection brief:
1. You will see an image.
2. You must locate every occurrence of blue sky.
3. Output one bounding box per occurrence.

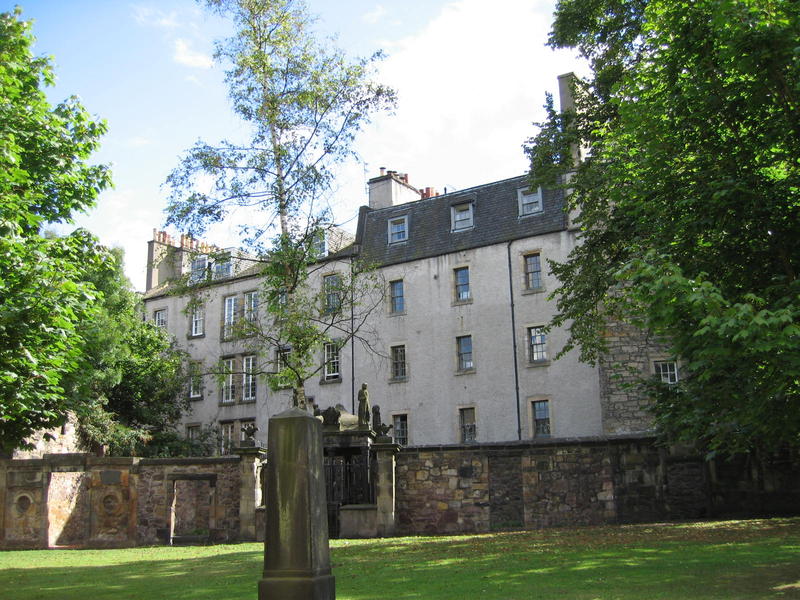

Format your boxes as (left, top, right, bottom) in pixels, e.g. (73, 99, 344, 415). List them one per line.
(14, 0, 581, 289)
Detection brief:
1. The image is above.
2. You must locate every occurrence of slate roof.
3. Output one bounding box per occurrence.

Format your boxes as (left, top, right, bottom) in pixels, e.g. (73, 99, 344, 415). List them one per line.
(355, 174, 567, 268)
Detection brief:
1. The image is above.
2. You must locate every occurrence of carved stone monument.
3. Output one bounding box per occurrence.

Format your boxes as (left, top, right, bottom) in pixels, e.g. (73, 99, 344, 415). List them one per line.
(371, 405, 392, 440)
(357, 383, 370, 428)
(259, 408, 335, 600)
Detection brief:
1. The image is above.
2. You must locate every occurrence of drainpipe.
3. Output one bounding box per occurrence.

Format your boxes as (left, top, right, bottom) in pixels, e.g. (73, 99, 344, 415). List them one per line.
(350, 258, 356, 414)
(507, 241, 523, 440)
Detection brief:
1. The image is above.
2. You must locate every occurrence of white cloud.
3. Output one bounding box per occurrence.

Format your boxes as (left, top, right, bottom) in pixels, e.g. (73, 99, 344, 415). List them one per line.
(131, 6, 179, 28)
(174, 39, 214, 69)
(126, 136, 151, 148)
(334, 0, 583, 219)
(362, 5, 387, 24)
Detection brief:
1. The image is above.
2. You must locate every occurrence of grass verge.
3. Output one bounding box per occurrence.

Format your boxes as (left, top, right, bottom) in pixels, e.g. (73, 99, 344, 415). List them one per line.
(1, 518, 798, 599)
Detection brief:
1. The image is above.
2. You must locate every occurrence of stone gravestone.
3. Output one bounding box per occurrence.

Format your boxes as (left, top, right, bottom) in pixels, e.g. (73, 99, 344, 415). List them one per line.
(259, 407, 335, 600)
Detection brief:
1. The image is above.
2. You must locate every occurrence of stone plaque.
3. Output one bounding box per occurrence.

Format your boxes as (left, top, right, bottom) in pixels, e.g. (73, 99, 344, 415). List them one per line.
(100, 470, 122, 485)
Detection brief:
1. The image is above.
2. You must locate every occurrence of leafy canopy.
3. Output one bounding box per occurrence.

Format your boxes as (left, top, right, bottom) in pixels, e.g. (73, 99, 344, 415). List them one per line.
(526, 0, 800, 454)
(66, 248, 190, 456)
(165, 0, 393, 408)
(0, 9, 112, 453)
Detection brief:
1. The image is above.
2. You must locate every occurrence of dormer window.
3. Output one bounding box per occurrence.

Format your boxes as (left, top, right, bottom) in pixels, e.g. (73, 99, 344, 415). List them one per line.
(213, 255, 232, 279)
(451, 203, 473, 231)
(314, 232, 328, 257)
(388, 215, 408, 244)
(518, 187, 543, 216)
(189, 256, 208, 284)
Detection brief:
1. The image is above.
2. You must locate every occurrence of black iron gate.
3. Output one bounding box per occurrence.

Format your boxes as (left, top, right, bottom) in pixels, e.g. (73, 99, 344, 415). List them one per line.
(324, 450, 376, 538)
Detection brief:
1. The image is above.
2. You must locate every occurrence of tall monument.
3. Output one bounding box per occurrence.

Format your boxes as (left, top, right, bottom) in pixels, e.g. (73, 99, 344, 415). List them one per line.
(259, 408, 335, 600)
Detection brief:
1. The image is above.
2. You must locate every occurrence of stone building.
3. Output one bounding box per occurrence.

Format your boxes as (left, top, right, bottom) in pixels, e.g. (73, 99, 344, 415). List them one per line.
(142, 168, 672, 452)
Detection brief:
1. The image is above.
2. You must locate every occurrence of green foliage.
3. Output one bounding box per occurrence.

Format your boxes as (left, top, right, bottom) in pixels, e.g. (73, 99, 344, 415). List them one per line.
(164, 0, 393, 406)
(67, 248, 190, 455)
(165, 0, 395, 247)
(131, 427, 219, 458)
(0, 9, 112, 453)
(526, 0, 800, 454)
(1, 519, 799, 599)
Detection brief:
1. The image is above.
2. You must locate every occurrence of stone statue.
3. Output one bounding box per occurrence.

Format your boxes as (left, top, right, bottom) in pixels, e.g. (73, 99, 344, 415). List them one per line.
(372, 405, 392, 438)
(241, 423, 258, 441)
(321, 406, 341, 428)
(371, 405, 381, 431)
(357, 383, 370, 428)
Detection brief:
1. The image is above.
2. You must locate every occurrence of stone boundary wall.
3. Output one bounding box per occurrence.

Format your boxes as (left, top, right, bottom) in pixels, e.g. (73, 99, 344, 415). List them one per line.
(395, 437, 800, 535)
(2, 438, 798, 547)
(0, 454, 246, 549)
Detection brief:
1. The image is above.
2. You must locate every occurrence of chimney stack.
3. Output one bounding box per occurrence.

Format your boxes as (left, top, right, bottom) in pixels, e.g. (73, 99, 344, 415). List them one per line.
(367, 168, 421, 209)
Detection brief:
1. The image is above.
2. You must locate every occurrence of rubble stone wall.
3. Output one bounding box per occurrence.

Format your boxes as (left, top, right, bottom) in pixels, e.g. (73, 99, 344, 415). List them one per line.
(136, 457, 241, 545)
(599, 320, 670, 435)
(395, 438, 800, 535)
(0, 455, 242, 548)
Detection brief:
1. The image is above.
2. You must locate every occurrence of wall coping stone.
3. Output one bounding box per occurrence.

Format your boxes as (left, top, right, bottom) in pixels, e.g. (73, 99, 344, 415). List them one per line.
(399, 433, 659, 455)
(137, 456, 240, 467)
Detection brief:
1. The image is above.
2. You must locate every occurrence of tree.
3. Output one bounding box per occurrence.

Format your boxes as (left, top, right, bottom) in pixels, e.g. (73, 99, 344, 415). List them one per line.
(525, 0, 800, 455)
(165, 0, 394, 409)
(0, 9, 112, 454)
(65, 248, 190, 455)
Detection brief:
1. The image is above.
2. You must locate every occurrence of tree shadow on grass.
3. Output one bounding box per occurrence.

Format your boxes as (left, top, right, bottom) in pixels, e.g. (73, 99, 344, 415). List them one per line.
(331, 519, 800, 600)
(2, 519, 799, 600)
(1, 550, 263, 600)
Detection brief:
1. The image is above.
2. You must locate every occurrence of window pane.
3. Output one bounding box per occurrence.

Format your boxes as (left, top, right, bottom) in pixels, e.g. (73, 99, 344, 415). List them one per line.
(214, 259, 232, 279)
(324, 343, 340, 380)
(244, 291, 259, 322)
(457, 335, 473, 370)
(390, 280, 404, 313)
(242, 355, 257, 401)
(452, 204, 473, 230)
(391, 345, 407, 379)
(191, 307, 204, 336)
(221, 358, 236, 403)
(190, 256, 207, 283)
(525, 253, 542, 290)
(654, 361, 678, 384)
(223, 296, 237, 337)
(389, 217, 407, 243)
(393, 414, 408, 445)
(460, 407, 476, 442)
(220, 422, 234, 454)
(454, 267, 470, 301)
(532, 400, 551, 437)
(323, 274, 341, 313)
(519, 189, 542, 215)
(529, 327, 547, 362)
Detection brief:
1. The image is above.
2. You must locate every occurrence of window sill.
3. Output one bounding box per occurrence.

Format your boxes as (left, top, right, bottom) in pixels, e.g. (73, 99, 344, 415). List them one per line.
(388, 311, 406, 317)
(521, 287, 546, 296)
(388, 239, 408, 246)
(451, 226, 474, 233)
(389, 376, 408, 384)
(187, 333, 206, 340)
(518, 210, 544, 219)
(241, 398, 257, 404)
(455, 368, 476, 376)
(452, 298, 473, 307)
(527, 360, 550, 368)
(320, 376, 342, 385)
(189, 395, 204, 402)
(219, 401, 236, 406)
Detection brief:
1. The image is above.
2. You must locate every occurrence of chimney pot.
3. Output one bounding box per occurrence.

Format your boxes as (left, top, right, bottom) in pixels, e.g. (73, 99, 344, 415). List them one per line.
(379, 167, 386, 176)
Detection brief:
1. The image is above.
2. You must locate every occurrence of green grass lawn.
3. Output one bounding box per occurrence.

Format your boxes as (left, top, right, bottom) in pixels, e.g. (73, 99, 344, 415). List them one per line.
(1, 518, 798, 600)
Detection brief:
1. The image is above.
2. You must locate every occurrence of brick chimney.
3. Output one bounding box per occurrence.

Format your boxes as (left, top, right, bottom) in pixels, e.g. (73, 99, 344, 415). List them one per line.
(367, 168, 421, 209)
